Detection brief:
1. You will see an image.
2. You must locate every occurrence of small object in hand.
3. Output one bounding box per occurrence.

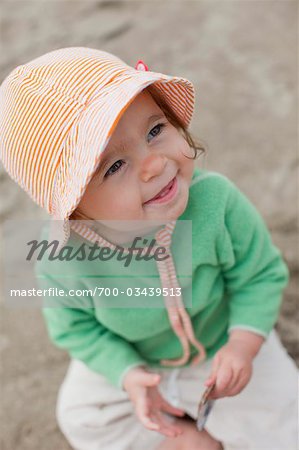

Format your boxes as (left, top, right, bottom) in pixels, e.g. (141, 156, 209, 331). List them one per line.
(196, 384, 215, 431)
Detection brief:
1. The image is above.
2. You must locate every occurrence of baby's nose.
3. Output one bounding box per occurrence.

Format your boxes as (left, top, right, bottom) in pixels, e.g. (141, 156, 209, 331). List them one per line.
(139, 153, 168, 182)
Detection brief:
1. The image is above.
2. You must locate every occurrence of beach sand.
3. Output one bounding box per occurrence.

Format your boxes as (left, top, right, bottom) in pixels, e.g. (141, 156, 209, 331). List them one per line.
(0, 1, 297, 449)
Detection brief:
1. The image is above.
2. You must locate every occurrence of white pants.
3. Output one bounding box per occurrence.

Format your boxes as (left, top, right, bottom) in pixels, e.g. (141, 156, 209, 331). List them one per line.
(56, 330, 298, 450)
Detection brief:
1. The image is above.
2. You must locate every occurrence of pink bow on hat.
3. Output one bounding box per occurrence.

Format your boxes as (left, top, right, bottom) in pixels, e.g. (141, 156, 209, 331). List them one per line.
(135, 60, 149, 71)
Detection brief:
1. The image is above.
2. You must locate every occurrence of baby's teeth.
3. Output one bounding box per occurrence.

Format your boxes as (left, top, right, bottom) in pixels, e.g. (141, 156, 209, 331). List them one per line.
(158, 187, 170, 198)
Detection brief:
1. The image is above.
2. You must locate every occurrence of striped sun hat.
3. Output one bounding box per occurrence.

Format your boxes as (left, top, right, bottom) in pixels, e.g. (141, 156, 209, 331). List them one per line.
(0, 47, 195, 246)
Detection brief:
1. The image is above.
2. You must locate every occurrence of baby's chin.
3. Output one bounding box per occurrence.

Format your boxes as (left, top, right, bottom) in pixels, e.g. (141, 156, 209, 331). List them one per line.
(146, 180, 190, 220)
(143, 196, 189, 222)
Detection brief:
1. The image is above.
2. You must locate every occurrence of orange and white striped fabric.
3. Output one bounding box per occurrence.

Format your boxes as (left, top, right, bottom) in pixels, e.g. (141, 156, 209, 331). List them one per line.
(0, 46, 205, 367)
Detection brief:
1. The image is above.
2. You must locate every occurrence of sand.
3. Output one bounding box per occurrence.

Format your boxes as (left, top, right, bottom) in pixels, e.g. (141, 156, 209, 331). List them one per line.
(0, 1, 297, 449)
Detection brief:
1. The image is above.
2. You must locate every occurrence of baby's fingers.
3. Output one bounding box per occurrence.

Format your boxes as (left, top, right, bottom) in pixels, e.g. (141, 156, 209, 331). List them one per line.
(210, 365, 233, 399)
(141, 415, 160, 431)
(205, 354, 220, 387)
(204, 373, 217, 387)
(225, 370, 252, 397)
(161, 399, 185, 418)
(135, 396, 160, 431)
(153, 410, 183, 438)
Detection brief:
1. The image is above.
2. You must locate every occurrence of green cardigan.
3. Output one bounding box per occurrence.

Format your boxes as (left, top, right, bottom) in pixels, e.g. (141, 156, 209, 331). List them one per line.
(36, 168, 289, 388)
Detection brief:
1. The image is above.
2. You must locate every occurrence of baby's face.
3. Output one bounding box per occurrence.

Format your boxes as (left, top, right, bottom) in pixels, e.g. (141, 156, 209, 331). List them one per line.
(76, 89, 195, 224)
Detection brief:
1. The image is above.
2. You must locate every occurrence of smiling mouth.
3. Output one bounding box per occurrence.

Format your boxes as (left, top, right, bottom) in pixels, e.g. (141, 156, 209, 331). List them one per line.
(143, 177, 178, 205)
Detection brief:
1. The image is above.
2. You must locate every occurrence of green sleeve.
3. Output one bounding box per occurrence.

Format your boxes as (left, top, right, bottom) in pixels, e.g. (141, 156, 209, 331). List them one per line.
(37, 272, 146, 389)
(219, 178, 289, 338)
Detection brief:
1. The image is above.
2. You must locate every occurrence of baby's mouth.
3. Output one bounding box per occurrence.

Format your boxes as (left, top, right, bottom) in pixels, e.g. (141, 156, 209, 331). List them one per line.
(143, 177, 177, 205)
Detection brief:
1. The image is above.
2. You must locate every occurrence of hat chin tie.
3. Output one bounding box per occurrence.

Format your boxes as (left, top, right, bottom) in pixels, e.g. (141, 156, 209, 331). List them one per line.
(155, 223, 206, 367)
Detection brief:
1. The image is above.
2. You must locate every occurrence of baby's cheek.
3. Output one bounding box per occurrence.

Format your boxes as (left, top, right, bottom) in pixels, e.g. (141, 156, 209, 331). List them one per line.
(176, 135, 193, 159)
(116, 192, 141, 218)
(180, 146, 195, 177)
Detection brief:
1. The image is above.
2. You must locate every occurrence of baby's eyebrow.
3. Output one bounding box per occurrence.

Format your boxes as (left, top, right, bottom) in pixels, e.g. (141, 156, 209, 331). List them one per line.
(147, 113, 165, 124)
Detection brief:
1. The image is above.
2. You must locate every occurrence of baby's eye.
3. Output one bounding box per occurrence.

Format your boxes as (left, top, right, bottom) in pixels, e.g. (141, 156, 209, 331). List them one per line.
(104, 159, 126, 177)
(148, 123, 165, 142)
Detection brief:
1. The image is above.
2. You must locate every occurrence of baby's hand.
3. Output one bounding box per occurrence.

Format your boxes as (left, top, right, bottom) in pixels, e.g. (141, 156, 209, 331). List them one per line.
(204, 340, 254, 400)
(205, 330, 264, 400)
(123, 366, 185, 438)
